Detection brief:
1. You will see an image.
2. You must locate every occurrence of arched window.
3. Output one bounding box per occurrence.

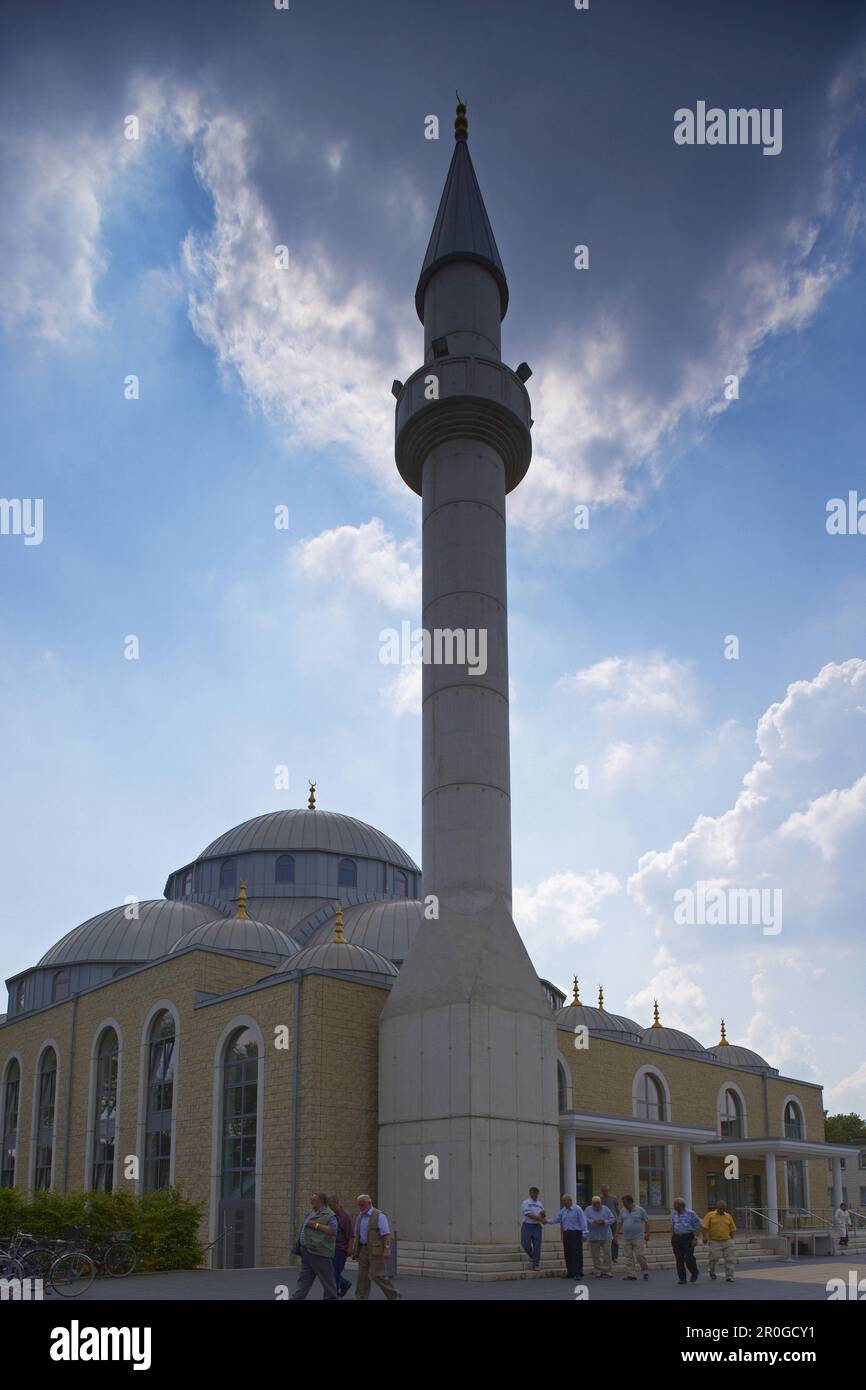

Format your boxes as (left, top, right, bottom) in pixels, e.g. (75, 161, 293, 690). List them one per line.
(720, 1088, 744, 1139)
(635, 1071, 666, 1122)
(275, 854, 295, 884)
(144, 1012, 175, 1191)
(183, 872, 193, 897)
(338, 858, 357, 889)
(52, 970, 71, 1003)
(219, 1027, 259, 1267)
(784, 1100, 804, 1140)
(1, 1059, 20, 1188)
(34, 1049, 57, 1190)
(219, 859, 237, 890)
(557, 1060, 569, 1113)
(394, 871, 408, 899)
(14, 982, 25, 1013)
(92, 1029, 119, 1192)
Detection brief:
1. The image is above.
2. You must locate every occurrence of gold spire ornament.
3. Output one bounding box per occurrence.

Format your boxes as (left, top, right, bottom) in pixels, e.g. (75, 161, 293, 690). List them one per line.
(237, 881, 249, 921)
(572, 975, 581, 1006)
(308, 781, 316, 811)
(455, 94, 468, 142)
(334, 902, 346, 944)
(717, 1018, 728, 1046)
(598, 985, 604, 1009)
(651, 999, 661, 1029)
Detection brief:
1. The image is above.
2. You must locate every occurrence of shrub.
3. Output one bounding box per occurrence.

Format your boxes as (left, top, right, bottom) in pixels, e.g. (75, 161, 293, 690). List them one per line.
(0, 1186, 204, 1272)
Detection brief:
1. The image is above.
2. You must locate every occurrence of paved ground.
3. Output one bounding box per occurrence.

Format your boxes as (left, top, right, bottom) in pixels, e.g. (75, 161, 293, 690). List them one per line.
(59, 1253, 866, 1301)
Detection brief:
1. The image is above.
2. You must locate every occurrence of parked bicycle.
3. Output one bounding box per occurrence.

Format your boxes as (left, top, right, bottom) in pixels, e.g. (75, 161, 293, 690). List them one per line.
(0, 1229, 95, 1297)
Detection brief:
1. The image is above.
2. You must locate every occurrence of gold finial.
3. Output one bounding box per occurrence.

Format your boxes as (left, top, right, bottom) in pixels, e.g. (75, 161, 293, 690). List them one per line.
(237, 880, 249, 921)
(571, 975, 581, 1006)
(651, 999, 661, 1028)
(598, 985, 604, 1009)
(333, 902, 346, 944)
(717, 1018, 728, 1046)
(308, 781, 316, 811)
(455, 93, 468, 142)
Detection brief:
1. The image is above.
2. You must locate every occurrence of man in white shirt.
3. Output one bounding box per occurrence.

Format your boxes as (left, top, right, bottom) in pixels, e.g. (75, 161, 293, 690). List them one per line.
(519, 1186, 546, 1270)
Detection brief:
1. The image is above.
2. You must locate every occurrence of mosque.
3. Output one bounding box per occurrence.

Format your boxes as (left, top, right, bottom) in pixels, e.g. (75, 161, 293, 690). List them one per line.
(0, 103, 854, 1280)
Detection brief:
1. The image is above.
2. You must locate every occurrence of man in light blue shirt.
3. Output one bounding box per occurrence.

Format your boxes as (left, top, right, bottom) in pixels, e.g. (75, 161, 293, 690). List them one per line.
(583, 1195, 615, 1277)
(617, 1194, 650, 1281)
(546, 1194, 588, 1278)
(670, 1197, 702, 1284)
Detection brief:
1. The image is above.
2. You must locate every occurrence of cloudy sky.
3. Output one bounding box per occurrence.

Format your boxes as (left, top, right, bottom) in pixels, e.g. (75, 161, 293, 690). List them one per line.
(1, 0, 865, 1112)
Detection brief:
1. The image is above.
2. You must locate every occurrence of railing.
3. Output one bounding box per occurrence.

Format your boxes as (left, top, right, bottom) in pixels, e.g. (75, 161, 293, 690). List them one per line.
(741, 1205, 865, 1246)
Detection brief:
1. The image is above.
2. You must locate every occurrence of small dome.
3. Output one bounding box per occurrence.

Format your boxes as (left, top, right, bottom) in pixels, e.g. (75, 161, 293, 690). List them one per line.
(709, 1041, 774, 1074)
(642, 1025, 709, 1057)
(196, 809, 419, 871)
(556, 1003, 643, 1045)
(171, 917, 298, 959)
(38, 900, 216, 967)
(274, 938, 398, 983)
(305, 899, 422, 964)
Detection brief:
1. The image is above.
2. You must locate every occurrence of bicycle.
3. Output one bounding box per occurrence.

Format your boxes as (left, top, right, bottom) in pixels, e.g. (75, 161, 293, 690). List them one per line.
(88, 1231, 137, 1278)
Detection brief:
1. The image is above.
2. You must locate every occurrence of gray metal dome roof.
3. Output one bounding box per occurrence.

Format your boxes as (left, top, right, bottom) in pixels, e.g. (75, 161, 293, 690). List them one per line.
(38, 900, 216, 967)
(306, 900, 423, 964)
(197, 809, 419, 871)
(708, 1042, 775, 1074)
(556, 1003, 643, 1044)
(642, 1024, 710, 1057)
(273, 938, 398, 983)
(170, 917, 298, 959)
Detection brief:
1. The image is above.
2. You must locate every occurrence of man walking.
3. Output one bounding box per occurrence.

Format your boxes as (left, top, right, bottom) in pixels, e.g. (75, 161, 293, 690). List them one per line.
(834, 1202, 853, 1249)
(618, 1194, 650, 1281)
(583, 1195, 615, 1277)
(701, 1199, 736, 1282)
(330, 1193, 354, 1298)
(352, 1194, 401, 1300)
(546, 1194, 588, 1278)
(291, 1191, 339, 1300)
(601, 1184, 621, 1263)
(671, 1197, 702, 1284)
(519, 1186, 546, 1271)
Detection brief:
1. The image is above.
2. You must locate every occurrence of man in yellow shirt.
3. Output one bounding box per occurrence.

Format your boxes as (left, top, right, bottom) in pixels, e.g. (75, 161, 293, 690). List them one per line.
(701, 1199, 737, 1282)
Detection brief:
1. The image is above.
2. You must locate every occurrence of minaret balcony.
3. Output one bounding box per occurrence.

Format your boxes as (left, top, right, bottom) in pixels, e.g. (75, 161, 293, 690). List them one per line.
(394, 355, 532, 496)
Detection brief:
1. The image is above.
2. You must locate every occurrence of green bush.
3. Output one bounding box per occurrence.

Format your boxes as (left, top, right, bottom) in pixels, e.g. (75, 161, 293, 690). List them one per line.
(0, 1186, 204, 1271)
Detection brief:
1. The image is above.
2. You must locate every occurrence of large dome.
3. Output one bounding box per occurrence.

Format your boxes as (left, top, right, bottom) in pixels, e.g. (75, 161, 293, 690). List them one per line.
(197, 810, 419, 871)
(38, 900, 216, 967)
(171, 917, 298, 959)
(305, 900, 423, 964)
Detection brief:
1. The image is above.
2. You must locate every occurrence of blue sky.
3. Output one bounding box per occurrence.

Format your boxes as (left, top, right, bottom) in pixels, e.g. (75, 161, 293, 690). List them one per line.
(1, 0, 865, 1112)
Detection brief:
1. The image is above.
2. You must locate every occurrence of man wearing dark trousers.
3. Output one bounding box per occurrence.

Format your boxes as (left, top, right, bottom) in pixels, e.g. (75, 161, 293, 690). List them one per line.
(601, 1185, 621, 1263)
(670, 1197, 702, 1284)
(546, 1194, 588, 1278)
(291, 1191, 339, 1300)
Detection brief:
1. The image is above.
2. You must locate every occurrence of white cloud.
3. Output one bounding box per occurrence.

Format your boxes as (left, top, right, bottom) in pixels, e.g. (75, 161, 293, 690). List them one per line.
(379, 662, 421, 718)
(562, 653, 693, 719)
(293, 517, 420, 610)
(825, 1060, 866, 1111)
(603, 737, 663, 780)
(628, 659, 866, 938)
(624, 945, 710, 1037)
(514, 869, 620, 951)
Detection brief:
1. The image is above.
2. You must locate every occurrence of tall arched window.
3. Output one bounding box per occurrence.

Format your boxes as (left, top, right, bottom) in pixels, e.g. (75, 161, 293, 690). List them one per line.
(219, 859, 237, 890)
(183, 872, 193, 897)
(394, 871, 408, 899)
(34, 1048, 57, 1190)
(338, 858, 357, 889)
(635, 1071, 666, 1121)
(557, 1060, 569, 1113)
(219, 1027, 259, 1268)
(784, 1100, 804, 1140)
(720, 1089, 743, 1138)
(275, 854, 295, 884)
(144, 1012, 175, 1190)
(92, 1029, 119, 1192)
(1, 1059, 20, 1188)
(52, 969, 71, 1003)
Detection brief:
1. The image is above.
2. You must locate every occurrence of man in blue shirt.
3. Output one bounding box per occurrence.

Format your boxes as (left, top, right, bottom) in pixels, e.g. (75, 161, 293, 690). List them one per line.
(670, 1197, 702, 1284)
(547, 1194, 589, 1278)
(583, 1195, 616, 1278)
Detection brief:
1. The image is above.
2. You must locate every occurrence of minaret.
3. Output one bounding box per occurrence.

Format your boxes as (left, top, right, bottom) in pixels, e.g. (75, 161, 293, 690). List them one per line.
(379, 101, 559, 1254)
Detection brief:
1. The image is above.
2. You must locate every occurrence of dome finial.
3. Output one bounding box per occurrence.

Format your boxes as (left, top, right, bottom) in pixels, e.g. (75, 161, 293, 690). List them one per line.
(308, 780, 317, 811)
(237, 880, 249, 921)
(454, 92, 468, 142)
(598, 984, 604, 1009)
(572, 974, 581, 1006)
(718, 1017, 728, 1045)
(333, 901, 346, 944)
(651, 999, 661, 1028)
